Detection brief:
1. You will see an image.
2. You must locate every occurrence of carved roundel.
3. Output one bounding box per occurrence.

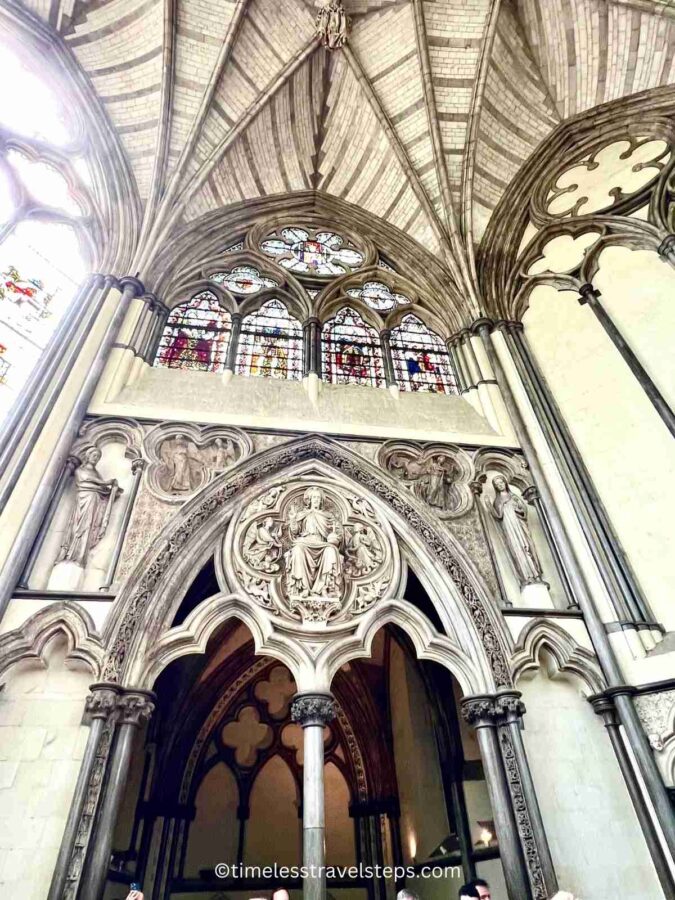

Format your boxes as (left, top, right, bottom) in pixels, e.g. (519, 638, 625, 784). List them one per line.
(223, 479, 400, 627)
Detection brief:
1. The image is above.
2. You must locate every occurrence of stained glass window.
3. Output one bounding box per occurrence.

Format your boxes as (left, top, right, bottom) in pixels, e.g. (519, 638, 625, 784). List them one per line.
(378, 256, 396, 273)
(210, 265, 278, 295)
(346, 280, 410, 312)
(390, 314, 457, 394)
(155, 291, 231, 372)
(236, 299, 303, 380)
(321, 307, 385, 388)
(260, 227, 363, 277)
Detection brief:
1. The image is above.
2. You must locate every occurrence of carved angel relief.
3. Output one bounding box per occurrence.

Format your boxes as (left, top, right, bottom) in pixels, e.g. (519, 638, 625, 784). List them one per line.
(225, 481, 398, 625)
(145, 424, 252, 502)
(378, 441, 474, 519)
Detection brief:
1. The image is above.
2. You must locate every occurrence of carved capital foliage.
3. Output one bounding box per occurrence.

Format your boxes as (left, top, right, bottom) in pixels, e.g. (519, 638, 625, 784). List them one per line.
(461, 695, 499, 726)
(117, 690, 156, 727)
(462, 691, 526, 726)
(378, 440, 474, 519)
(144, 422, 253, 503)
(85, 684, 120, 720)
(291, 693, 336, 727)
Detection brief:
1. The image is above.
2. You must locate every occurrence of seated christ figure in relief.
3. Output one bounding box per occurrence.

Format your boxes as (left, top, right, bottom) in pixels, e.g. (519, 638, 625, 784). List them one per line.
(285, 487, 344, 599)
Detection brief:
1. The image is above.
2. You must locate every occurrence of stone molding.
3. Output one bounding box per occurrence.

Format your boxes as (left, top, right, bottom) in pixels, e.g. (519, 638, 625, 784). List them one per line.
(291, 693, 337, 727)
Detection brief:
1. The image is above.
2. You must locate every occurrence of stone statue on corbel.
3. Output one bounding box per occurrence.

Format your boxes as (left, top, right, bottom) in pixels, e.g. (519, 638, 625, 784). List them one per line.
(45, 417, 144, 593)
(473, 449, 553, 608)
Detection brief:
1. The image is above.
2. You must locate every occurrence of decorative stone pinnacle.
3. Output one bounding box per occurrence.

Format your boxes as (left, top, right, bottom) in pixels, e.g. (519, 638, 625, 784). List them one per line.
(291, 693, 336, 727)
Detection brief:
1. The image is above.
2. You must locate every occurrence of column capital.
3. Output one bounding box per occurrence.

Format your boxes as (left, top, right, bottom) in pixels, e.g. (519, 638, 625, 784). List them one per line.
(85, 683, 121, 720)
(469, 317, 495, 336)
(461, 694, 499, 726)
(495, 688, 526, 722)
(462, 691, 526, 726)
(588, 692, 620, 725)
(470, 475, 487, 496)
(291, 692, 336, 727)
(118, 276, 146, 298)
(522, 484, 539, 504)
(578, 282, 601, 305)
(117, 689, 156, 726)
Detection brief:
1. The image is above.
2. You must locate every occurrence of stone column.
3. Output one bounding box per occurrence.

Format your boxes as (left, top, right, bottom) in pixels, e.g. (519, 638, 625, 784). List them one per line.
(17, 453, 79, 589)
(79, 688, 155, 900)
(578, 283, 675, 438)
(291, 693, 336, 900)
(495, 690, 557, 899)
(590, 693, 675, 896)
(462, 695, 533, 900)
(503, 320, 651, 626)
(47, 683, 119, 900)
(483, 319, 675, 871)
(223, 312, 242, 384)
(100, 456, 146, 591)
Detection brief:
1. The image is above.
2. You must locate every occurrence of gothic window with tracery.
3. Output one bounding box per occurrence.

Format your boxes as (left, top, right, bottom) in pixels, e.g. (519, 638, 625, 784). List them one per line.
(155, 291, 231, 372)
(210, 265, 278, 295)
(321, 307, 385, 388)
(0, 48, 90, 422)
(390, 314, 457, 394)
(346, 280, 410, 312)
(260, 227, 363, 277)
(236, 299, 303, 380)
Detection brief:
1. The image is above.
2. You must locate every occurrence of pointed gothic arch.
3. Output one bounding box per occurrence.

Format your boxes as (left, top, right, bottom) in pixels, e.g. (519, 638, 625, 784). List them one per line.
(102, 435, 512, 693)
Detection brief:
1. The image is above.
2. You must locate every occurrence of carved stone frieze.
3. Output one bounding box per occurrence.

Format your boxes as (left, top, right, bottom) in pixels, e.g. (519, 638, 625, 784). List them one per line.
(291, 693, 337, 727)
(145, 422, 253, 502)
(633, 689, 675, 752)
(225, 479, 398, 624)
(378, 441, 474, 519)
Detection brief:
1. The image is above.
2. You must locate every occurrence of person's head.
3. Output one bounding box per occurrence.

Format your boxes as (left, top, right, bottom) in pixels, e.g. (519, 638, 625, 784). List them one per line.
(272, 889, 290, 900)
(396, 890, 419, 900)
(492, 474, 507, 493)
(459, 879, 491, 900)
(84, 446, 102, 464)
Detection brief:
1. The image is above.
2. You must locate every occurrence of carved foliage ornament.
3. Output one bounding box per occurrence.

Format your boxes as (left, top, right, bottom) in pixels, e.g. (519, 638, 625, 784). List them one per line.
(145, 423, 252, 502)
(225, 479, 399, 624)
(378, 441, 474, 519)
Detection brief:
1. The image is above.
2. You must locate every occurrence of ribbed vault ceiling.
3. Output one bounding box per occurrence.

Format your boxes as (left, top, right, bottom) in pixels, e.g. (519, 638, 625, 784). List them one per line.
(15, 0, 675, 295)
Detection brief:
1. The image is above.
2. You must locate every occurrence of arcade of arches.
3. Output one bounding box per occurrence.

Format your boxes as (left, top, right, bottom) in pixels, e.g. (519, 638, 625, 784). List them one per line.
(0, 2, 675, 900)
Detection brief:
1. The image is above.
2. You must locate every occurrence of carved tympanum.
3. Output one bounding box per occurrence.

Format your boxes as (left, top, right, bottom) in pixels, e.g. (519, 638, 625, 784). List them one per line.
(145, 423, 252, 502)
(225, 479, 398, 625)
(378, 441, 474, 519)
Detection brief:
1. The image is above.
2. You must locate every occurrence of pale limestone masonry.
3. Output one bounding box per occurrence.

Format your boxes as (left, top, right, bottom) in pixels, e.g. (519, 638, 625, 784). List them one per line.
(0, 637, 92, 900)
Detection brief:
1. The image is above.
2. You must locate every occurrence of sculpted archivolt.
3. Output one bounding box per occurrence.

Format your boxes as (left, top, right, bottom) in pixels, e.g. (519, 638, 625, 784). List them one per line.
(224, 479, 399, 625)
